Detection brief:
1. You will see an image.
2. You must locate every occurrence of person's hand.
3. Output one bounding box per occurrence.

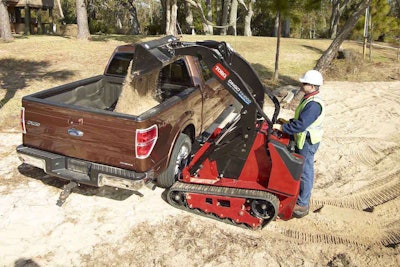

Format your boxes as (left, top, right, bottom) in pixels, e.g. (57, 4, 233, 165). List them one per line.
(277, 118, 289, 124)
(273, 124, 283, 132)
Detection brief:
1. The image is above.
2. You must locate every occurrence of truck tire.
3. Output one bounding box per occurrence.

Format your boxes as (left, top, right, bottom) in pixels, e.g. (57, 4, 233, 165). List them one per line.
(157, 133, 191, 188)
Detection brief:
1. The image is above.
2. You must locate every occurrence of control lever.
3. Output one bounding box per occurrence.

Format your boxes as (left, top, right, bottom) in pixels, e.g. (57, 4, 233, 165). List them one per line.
(288, 139, 296, 153)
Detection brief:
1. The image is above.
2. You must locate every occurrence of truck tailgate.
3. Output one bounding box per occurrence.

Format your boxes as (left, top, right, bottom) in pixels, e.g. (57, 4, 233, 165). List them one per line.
(22, 100, 143, 172)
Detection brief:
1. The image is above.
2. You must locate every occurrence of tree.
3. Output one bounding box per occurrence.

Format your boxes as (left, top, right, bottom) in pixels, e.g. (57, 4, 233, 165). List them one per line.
(220, 0, 231, 35)
(268, 0, 292, 81)
(315, 0, 371, 72)
(184, 0, 194, 34)
(162, 0, 178, 35)
(273, 10, 282, 81)
(57, 0, 65, 19)
(0, 1, 13, 41)
(227, 0, 238, 35)
(243, 0, 254, 36)
(165, 0, 178, 35)
(369, 0, 397, 42)
(76, 0, 91, 40)
(227, 0, 247, 36)
(127, 0, 140, 34)
(329, 0, 351, 39)
(205, 0, 213, 34)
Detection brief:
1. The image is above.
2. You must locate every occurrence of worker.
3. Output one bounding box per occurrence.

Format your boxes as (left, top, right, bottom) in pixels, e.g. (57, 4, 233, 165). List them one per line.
(273, 70, 324, 218)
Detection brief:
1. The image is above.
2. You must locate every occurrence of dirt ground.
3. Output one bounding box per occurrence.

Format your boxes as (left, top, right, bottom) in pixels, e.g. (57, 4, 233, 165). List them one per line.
(1, 81, 400, 266)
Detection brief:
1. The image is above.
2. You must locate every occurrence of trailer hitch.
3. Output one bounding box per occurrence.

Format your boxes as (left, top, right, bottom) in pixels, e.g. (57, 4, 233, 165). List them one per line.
(56, 181, 78, 206)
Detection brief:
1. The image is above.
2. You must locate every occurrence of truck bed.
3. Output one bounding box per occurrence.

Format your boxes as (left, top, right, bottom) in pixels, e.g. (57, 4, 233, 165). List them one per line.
(34, 75, 190, 114)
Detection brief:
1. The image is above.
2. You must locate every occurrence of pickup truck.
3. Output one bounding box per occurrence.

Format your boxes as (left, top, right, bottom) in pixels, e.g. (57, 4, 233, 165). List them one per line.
(17, 36, 235, 191)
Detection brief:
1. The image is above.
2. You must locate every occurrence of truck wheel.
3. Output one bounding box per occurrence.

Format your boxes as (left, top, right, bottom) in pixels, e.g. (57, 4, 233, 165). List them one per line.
(157, 133, 191, 188)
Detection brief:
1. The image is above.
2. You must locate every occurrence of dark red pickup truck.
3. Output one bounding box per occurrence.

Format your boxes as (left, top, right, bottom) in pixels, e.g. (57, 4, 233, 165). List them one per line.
(17, 36, 235, 190)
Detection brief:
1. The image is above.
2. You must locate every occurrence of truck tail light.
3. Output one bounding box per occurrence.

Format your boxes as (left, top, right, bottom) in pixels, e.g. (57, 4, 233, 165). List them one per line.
(135, 125, 158, 159)
(21, 107, 26, 134)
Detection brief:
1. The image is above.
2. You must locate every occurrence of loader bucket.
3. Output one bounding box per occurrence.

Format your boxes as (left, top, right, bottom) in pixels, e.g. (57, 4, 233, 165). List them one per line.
(132, 35, 178, 76)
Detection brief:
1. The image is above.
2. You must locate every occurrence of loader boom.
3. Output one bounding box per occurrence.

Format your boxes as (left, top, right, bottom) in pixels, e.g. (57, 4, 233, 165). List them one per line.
(133, 36, 280, 178)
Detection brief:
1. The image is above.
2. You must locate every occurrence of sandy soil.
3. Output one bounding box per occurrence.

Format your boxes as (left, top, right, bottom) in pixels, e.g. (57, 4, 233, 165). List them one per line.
(1, 81, 400, 266)
(114, 63, 160, 116)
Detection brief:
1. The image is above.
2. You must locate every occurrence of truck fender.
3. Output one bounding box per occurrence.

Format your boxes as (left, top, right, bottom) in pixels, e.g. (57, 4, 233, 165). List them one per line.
(156, 119, 194, 188)
(165, 114, 195, 169)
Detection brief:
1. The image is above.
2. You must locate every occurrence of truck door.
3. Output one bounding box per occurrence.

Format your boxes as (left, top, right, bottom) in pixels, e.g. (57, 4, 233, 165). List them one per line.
(197, 58, 234, 131)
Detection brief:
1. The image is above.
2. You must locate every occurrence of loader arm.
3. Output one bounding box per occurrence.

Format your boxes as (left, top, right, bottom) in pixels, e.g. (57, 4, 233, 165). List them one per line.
(132, 36, 280, 179)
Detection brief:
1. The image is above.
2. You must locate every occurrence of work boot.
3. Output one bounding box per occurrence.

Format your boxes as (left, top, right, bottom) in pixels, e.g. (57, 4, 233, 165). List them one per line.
(292, 204, 309, 218)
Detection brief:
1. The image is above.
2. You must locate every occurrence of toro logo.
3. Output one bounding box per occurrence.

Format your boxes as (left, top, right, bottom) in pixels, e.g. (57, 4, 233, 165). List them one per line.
(212, 63, 229, 81)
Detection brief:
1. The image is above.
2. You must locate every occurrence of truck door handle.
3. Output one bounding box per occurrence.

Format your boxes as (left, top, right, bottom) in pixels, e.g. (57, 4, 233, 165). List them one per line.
(68, 118, 84, 125)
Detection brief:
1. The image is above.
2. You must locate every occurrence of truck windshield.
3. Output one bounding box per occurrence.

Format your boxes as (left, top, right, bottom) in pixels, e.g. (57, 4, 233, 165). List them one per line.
(106, 52, 134, 77)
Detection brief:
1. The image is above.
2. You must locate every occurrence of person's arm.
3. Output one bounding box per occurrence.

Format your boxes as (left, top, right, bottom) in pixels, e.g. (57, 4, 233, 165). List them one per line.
(282, 102, 322, 135)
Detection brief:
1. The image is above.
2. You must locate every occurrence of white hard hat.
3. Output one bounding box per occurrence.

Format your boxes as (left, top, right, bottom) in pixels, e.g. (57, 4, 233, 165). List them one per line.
(299, 70, 323, 86)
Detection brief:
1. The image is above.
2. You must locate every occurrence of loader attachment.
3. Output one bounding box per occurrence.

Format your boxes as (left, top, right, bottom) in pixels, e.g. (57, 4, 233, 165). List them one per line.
(132, 35, 179, 76)
(131, 36, 281, 179)
(131, 36, 304, 229)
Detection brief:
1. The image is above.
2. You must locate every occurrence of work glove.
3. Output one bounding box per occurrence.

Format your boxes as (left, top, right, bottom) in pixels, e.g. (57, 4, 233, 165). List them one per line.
(273, 124, 283, 132)
(277, 118, 289, 124)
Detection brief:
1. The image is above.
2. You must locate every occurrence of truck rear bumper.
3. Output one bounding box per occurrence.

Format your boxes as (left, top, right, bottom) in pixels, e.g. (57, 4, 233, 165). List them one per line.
(16, 145, 153, 191)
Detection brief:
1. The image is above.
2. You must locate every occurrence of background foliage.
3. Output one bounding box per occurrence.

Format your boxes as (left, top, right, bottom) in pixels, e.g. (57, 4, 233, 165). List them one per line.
(55, 0, 399, 43)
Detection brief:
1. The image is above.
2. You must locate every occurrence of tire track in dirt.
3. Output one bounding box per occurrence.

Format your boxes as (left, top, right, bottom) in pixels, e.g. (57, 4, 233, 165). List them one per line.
(267, 82, 400, 249)
(269, 197, 400, 248)
(269, 226, 370, 247)
(381, 226, 400, 247)
(311, 170, 400, 210)
(270, 221, 400, 248)
(315, 136, 400, 201)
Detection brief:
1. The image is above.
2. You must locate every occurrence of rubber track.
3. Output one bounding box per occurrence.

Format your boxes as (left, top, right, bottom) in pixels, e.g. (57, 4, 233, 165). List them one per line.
(167, 181, 279, 230)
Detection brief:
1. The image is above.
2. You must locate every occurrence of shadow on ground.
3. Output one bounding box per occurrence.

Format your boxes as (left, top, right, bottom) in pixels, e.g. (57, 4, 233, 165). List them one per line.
(302, 45, 325, 54)
(251, 63, 299, 89)
(0, 58, 75, 109)
(90, 34, 147, 44)
(17, 164, 141, 203)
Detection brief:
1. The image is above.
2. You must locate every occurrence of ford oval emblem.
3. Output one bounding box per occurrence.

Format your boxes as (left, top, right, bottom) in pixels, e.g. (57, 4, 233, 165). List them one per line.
(68, 128, 84, 137)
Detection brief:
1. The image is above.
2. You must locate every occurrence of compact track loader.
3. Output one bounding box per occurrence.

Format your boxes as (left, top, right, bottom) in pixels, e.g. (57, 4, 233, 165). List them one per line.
(133, 36, 304, 229)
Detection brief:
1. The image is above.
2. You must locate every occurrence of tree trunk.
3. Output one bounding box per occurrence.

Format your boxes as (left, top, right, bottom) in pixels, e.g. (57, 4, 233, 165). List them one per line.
(220, 0, 230, 35)
(164, 0, 171, 34)
(273, 14, 279, 37)
(283, 18, 290, 37)
(244, 0, 253, 36)
(329, 0, 351, 39)
(329, 0, 340, 39)
(128, 0, 140, 35)
(0, 1, 13, 41)
(168, 0, 178, 35)
(56, 0, 64, 19)
(227, 0, 238, 35)
(185, 1, 194, 34)
(316, 0, 371, 73)
(273, 12, 281, 81)
(76, 0, 91, 40)
(205, 0, 213, 34)
(185, 0, 212, 34)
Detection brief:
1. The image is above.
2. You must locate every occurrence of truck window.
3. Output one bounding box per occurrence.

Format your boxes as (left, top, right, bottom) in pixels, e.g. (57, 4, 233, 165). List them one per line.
(156, 59, 193, 102)
(159, 59, 193, 87)
(106, 52, 134, 76)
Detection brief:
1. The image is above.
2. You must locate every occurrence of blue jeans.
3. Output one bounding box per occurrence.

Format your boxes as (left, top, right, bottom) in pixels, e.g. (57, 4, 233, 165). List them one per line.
(296, 140, 320, 207)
